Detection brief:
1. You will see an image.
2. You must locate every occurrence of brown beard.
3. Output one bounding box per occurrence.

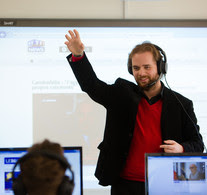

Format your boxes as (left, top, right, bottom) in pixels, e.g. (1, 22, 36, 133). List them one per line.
(138, 75, 160, 91)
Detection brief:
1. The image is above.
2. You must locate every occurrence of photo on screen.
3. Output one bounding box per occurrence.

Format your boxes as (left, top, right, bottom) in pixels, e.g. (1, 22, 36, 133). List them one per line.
(173, 162, 206, 181)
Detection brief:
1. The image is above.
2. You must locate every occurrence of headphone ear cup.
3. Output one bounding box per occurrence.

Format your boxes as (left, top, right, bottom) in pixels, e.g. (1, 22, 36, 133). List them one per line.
(127, 59, 133, 75)
(160, 59, 167, 75)
(157, 59, 167, 75)
(157, 60, 161, 75)
(12, 175, 27, 195)
(153, 44, 167, 75)
(58, 176, 74, 195)
(128, 64, 133, 75)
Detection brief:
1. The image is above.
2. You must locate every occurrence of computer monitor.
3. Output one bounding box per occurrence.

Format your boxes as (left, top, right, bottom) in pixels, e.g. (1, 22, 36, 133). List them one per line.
(0, 146, 83, 195)
(145, 153, 207, 195)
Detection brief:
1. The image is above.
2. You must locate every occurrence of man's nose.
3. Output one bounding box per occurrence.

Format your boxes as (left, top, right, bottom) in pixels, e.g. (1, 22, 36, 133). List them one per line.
(138, 68, 146, 76)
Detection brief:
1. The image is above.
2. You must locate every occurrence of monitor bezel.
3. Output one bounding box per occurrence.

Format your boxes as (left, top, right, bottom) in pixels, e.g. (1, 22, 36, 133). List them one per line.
(0, 146, 83, 195)
(145, 152, 207, 195)
(63, 146, 83, 195)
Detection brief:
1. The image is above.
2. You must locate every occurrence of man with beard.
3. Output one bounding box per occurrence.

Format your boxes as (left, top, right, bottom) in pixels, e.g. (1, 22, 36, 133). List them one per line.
(189, 163, 205, 180)
(64, 29, 204, 195)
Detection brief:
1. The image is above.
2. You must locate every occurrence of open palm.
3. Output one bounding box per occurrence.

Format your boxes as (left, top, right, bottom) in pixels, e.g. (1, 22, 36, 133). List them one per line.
(65, 29, 84, 55)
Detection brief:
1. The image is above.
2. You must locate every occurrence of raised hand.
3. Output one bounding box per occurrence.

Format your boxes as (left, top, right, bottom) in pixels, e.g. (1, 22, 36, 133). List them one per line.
(65, 29, 84, 56)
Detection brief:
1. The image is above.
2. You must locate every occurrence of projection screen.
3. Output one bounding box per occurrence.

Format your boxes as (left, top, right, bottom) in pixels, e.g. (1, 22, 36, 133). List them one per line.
(0, 19, 207, 195)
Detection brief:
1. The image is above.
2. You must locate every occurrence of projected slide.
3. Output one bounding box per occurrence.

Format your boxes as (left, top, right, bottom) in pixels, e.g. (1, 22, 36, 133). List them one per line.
(1, 25, 207, 193)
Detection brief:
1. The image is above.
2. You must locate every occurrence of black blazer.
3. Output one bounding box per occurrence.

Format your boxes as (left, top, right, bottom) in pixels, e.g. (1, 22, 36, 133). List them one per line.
(67, 53, 204, 186)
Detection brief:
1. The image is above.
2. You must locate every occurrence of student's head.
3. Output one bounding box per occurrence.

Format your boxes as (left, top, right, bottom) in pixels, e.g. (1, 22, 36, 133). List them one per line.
(189, 164, 198, 175)
(127, 43, 167, 90)
(12, 139, 74, 195)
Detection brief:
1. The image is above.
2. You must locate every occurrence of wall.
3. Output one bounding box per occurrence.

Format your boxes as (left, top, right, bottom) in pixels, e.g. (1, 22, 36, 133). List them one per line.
(0, 0, 207, 19)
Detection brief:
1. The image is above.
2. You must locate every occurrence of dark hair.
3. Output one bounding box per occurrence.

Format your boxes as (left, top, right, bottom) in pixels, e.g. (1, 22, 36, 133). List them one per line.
(20, 139, 66, 195)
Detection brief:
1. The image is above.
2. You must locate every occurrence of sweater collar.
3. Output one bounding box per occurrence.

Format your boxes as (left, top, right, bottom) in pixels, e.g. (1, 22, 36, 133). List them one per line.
(140, 81, 164, 105)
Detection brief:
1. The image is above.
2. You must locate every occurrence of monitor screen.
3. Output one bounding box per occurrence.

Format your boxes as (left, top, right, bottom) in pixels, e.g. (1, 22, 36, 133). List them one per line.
(0, 147, 83, 195)
(145, 153, 207, 195)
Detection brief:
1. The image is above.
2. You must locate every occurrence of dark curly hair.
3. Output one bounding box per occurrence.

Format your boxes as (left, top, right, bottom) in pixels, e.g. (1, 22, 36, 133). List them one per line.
(20, 139, 66, 195)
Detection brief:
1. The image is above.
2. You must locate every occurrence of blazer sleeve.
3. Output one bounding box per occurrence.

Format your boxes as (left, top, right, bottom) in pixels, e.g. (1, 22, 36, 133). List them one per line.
(66, 53, 120, 108)
(162, 88, 204, 153)
(181, 99, 204, 152)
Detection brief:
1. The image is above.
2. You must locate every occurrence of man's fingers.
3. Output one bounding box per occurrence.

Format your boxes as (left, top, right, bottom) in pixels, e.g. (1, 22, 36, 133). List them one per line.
(160, 145, 174, 153)
(164, 148, 173, 153)
(65, 34, 71, 42)
(68, 30, 75, 38)
(68, 29, 80, 39)
(164, 140, 176, 145)
(64, 41, 69, 46)
(74, 29, 80, 39)
(160, 140, 183, 153)
(160, 145, 173, 149)
(64, 29, 84, 55)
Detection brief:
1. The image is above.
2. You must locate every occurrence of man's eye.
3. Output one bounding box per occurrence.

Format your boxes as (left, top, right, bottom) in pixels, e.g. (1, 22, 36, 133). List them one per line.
(133, 67, 139, 70)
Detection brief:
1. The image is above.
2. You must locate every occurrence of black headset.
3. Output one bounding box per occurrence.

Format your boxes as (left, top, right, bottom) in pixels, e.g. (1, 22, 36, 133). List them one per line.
(127, 43, 168, 75)
(12, 150, 74, 195)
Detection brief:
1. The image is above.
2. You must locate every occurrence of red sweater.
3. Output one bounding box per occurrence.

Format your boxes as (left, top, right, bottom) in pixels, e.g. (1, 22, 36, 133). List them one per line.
(120, 97, 163, 182)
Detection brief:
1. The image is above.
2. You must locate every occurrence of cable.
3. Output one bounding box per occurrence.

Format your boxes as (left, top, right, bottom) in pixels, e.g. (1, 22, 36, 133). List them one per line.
(163, 74, 207, 153)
